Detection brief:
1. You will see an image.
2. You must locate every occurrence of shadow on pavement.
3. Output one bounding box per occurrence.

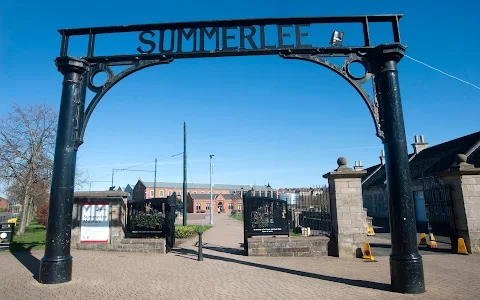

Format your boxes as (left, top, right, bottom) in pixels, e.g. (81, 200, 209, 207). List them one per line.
(202, 244, 246, 256)
(10, 245, 41, 281)
(171, 248, 390, 292)
(370, 243, 452, 254)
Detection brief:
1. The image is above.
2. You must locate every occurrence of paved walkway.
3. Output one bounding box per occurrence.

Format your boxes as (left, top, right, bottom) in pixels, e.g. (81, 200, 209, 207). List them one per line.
(1, 214, 480, 299)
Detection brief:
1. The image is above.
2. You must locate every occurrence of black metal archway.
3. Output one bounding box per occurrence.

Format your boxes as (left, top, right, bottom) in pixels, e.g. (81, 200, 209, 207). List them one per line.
(40, 15, 425, 294)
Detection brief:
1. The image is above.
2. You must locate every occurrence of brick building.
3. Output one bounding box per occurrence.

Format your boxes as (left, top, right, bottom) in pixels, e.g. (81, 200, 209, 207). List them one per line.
(0, 197, 8, 210)
(187, 193, 243, 214)
(132, 180, 278, 202)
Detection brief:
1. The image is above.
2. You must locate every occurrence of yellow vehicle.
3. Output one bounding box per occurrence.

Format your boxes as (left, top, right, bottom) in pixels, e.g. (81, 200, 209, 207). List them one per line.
(7, 217, 17, 226)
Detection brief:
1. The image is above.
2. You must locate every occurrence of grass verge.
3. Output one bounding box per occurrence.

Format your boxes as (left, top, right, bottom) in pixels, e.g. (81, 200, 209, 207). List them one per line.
(9, 219, 46, 252)
(230, 214, 243, 221)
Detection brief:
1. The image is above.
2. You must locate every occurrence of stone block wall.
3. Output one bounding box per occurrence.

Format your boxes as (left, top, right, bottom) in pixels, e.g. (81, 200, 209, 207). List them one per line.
(460, 175, 480, 252)
(71, 191, 128, 247)
(247, 236, 329, 257)
(324, 158, 367, 258)
(76, 238, 166, 253)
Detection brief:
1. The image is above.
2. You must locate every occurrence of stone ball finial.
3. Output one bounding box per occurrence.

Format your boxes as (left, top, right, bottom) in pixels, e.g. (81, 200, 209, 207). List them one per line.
(457, 153, 467, 163)
(337, 157, 347, 167)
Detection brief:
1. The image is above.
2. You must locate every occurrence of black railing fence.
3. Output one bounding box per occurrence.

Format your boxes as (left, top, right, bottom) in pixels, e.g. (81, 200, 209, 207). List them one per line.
(288, 190, 332, 236)
(126, 193, 176, 251)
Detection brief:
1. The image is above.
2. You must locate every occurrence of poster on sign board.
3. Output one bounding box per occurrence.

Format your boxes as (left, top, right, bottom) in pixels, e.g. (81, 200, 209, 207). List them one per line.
(80, 203, 110, 243)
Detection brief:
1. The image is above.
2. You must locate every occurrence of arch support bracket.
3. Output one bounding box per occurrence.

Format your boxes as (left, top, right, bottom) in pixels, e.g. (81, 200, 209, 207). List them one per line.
(279, 52, 384, 141)
(75, 57, 174, 149)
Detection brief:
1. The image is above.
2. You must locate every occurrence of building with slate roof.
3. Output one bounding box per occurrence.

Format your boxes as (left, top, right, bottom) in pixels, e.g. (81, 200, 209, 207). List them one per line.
(131, 179, 278, 203)
(362, 131, 480, 225)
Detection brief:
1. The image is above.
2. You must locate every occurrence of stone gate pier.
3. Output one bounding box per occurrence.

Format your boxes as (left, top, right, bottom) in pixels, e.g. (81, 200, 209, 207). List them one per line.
(324, 157, 367, 258)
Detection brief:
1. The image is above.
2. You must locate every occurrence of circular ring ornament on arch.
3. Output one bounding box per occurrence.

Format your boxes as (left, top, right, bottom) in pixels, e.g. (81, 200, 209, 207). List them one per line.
(342, 54, 371, 84)
(88, 63, 114, 93)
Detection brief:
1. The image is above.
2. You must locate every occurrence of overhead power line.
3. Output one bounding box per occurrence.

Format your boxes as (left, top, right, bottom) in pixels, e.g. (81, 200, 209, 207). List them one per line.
(404, 54, 480, 91)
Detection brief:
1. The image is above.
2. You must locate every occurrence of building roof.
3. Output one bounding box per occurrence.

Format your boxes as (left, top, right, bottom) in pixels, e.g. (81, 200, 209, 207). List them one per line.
(189, 193, 220, 200)
(140, 181, 273, 190)
(362, 131, 480, 189)
(189, 193, 241, 201)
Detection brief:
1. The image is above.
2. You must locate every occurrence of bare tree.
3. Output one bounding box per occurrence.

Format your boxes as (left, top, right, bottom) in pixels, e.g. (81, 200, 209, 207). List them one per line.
(0, 103, 88, 234)
(0, 103, 57, 235)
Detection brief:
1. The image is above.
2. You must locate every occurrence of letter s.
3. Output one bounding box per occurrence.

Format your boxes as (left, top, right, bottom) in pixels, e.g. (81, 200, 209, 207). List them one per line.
(137, 30, 156, 54)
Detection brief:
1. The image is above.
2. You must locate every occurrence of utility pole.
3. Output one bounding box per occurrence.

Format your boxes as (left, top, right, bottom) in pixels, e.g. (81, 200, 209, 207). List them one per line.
(183, 122, 187, 225)
(153, 158, 157, 199)
(210, 154, 214, 225)
(111, 169, 114, 188)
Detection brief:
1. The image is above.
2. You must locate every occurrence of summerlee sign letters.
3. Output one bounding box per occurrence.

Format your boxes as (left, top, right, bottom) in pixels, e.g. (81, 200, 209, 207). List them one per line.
(137, 24, 312, 55)
(41, 14, 426, 295)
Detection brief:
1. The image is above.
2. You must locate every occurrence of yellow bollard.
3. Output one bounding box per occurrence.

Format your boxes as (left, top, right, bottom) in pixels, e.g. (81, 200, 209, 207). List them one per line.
(419, 233, 427, 246)
(366, 227, 375, 236)
(362, 242, 375, 261)
(457, 238, 469, 255)
(428, 233, 438, 249)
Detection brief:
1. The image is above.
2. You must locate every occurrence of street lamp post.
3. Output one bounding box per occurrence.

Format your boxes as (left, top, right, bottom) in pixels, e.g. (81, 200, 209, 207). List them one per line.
(210, 154, 214, 225)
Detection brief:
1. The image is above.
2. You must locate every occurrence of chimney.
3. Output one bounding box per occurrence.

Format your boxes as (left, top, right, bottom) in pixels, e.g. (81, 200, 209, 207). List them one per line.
(354, 161, 364, 171)
(412, 135, 428, 154)
(379, 150, 385, 165)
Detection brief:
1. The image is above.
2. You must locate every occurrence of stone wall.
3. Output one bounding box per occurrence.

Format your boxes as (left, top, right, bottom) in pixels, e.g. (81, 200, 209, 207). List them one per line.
(248, 236, 329, 257)
(76, 238, 166, 253)
(71, 191, 128, 247)
(441, 155, 480, 254)
(324, 158, 367, 258)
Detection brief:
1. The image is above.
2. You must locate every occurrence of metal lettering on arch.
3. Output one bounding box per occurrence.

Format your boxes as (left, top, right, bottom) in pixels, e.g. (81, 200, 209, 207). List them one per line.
(41, 14, 426, 295)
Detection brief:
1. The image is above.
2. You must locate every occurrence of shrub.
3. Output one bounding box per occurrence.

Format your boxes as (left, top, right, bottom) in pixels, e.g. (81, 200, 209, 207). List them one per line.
(175, 225, 212, 239)
(37, 201, 50, 227)
(129, 212, 165, 230)
(175, 226, 197, 239)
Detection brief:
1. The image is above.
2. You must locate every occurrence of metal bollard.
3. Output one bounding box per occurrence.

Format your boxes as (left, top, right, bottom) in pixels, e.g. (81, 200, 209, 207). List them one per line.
(197, 231, 203, 261)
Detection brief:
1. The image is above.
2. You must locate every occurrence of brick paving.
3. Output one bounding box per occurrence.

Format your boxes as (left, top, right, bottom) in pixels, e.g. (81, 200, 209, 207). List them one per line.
(1, 214, 480, 299)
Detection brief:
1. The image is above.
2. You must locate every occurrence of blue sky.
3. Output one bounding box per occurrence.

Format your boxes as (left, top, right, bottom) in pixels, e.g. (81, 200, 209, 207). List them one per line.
(1, 0, 479, 193)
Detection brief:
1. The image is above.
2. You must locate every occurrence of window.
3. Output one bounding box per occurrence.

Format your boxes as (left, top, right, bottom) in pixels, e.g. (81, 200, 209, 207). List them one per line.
(238, 204, 242, 210)
(159, 190, 164, 197)
(196, 203, 201, 211)
(255, 191, 260, 197)
(193, 191, 197, 194)
(272, 192, 277, 199)
(168, 190, 173, 196)
(150, 190, 154, 197)
(228, 203, 234, 210)
(201, 191, 205, 194)
(206, 204, 210, 210)
(267, 191, 271, 198)
(261, 191, 265, 197)
(177, 190, 181, 196)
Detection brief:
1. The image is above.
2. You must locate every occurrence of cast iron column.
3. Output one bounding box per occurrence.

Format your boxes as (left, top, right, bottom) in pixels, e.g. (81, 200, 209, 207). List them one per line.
(39, 56, 89, 284)
(374, 45, 425, 294)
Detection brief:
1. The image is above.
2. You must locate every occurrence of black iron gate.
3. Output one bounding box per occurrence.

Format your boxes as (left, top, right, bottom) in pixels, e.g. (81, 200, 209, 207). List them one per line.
(126, 193, 176, 251)
(243, 193, 288, 251)
(422, 176, 457, 245)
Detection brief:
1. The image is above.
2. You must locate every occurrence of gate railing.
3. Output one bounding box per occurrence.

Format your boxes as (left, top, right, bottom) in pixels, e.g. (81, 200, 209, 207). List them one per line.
(126, 193, 176, 251)
(288, 191, 332, 236)
(421, 175, 457, 245)
(243, 193, 289, 251)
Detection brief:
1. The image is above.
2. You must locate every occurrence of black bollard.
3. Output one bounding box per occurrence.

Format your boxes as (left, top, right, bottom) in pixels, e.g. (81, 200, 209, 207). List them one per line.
(197, 231, 203, 261)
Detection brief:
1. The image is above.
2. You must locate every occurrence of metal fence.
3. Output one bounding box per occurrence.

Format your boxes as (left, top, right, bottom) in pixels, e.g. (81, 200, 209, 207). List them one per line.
(288, 189, 332, 236)
(126, 193, 176, 251)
